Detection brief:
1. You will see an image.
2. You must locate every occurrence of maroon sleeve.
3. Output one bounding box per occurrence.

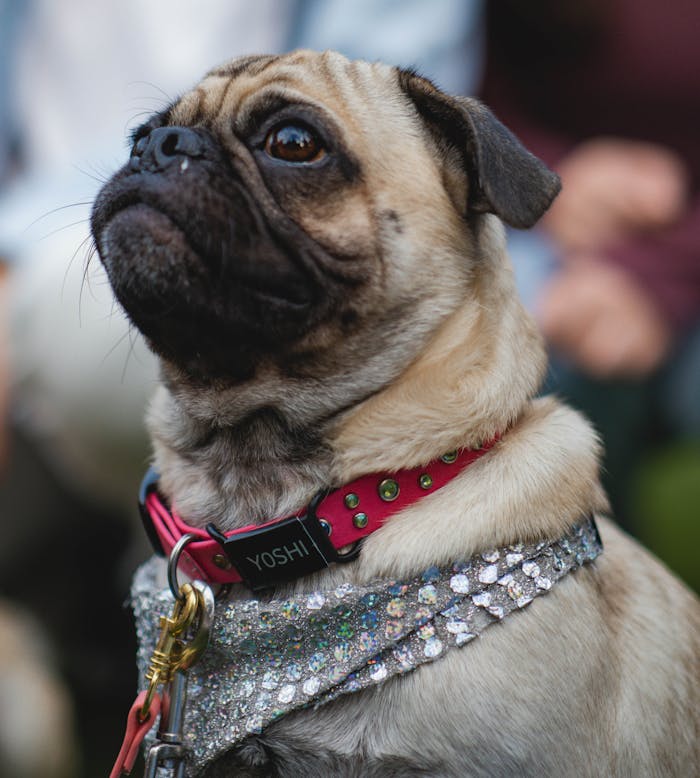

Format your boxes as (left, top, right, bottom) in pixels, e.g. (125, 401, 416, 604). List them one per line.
(605, 197, 700, 336)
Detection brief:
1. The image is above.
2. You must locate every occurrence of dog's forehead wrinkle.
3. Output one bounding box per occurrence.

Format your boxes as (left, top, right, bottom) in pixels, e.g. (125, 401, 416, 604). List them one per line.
(206, 53, 281, 81)
(212, 52, 405, 145)
(171, 76, 230, 127)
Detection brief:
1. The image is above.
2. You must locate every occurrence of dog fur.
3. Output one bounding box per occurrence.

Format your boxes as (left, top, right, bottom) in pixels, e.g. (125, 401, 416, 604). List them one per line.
(92, 50, 699, 776)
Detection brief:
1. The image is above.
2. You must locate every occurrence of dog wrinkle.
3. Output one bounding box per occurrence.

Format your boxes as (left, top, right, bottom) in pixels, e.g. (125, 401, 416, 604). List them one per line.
(206, 54, 281, 81)
(380, 209, 403, 234)
(148, 251, 477, 526)
(330, 218, 545, 481)
(213, 406, 325, 466)
(166, 77, 218, 132)
(170, 86, 207, 128)
(149, 378, 340, 526)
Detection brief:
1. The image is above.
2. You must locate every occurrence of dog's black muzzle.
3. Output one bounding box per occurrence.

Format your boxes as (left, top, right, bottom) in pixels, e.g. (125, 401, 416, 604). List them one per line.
(91, 125, 324, 379)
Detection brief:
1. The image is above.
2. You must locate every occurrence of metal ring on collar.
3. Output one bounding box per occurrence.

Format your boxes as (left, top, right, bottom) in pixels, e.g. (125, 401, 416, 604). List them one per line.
(167, 532, 198, 601)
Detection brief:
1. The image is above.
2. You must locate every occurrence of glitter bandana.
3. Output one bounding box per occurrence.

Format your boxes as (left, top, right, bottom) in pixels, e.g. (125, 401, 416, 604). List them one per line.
(132, 517, 602, 775)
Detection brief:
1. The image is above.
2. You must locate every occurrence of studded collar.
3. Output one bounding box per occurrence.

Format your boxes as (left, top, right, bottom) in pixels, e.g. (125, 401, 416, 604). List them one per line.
(139, 438, 499, 591)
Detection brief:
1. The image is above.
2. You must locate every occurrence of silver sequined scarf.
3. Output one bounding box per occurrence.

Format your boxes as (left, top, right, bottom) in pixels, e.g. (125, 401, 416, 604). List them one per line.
(132, 517, 602, 775)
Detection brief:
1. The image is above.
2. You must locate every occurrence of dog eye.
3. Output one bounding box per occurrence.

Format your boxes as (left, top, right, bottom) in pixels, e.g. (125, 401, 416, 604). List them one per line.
(264, 124, 325, 163)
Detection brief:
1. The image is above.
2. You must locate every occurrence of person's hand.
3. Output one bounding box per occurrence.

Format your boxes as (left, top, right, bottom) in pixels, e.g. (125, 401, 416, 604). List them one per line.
(537, 256, 672, 379)
(544, 138, 688, 252)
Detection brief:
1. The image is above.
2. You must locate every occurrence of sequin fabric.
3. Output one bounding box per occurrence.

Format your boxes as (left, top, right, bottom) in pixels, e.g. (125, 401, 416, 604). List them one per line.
(132, 517, 601, 775)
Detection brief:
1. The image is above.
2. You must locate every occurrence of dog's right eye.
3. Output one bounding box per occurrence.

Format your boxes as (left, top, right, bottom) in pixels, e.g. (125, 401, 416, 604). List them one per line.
(264, 123, 325, 164)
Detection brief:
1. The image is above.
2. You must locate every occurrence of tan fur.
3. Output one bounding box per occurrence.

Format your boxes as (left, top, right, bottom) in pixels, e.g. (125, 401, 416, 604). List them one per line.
(353, 397, 608, 582)
(330, 216, 545, 479)
(96, 51, 699, 775)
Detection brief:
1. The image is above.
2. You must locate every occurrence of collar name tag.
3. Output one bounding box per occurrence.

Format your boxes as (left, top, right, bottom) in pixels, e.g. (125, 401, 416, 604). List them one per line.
(207, 512, 344, 591)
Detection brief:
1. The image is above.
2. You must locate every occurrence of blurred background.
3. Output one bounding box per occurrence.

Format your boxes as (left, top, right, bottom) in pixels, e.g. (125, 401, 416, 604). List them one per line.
(0, 0, 698, 775)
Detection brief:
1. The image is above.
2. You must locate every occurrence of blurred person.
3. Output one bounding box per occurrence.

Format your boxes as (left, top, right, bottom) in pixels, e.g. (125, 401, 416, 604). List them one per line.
(0, 262, 7, 470)
(0, 4, 79, 776)
(1, 0, 294, 506)
(481, 0, 700, 529)
(0, 0, 24, 470)
(0, 2, 295, 774)
(0, 600, 77, 778)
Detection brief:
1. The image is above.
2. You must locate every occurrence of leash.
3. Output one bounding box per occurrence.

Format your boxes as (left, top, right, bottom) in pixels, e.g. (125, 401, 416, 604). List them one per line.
(111, 538, 216, 777)
(111, 439, 500, 776)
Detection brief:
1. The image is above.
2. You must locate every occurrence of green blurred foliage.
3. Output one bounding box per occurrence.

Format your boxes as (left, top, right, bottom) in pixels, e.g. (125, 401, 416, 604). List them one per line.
(630, 442, 700, 593)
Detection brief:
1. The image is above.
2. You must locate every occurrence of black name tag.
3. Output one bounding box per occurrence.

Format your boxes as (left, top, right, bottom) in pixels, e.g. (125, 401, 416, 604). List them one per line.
(216, 513, 339, 591)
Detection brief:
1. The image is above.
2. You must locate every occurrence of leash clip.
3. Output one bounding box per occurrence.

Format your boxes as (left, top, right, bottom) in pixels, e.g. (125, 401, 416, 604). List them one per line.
(111, 530, 215, 778)
(140, 579, 214, 777)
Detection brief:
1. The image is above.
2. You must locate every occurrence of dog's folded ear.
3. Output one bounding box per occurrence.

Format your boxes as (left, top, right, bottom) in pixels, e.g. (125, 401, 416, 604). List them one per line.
(399, 70, 561, 229)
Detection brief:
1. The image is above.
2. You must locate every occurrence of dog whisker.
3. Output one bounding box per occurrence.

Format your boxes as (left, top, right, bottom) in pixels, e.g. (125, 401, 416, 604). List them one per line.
(23, 200, 93, 232)
(63, 233, 96, 316)
(73, 162, 111, 186)
(127, 80, 174, 105)
(37, 217, 90, 243)
(119, 325, 141, 383)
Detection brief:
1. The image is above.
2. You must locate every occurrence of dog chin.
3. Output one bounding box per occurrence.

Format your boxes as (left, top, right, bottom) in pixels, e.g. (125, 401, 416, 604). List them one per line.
(102, 203, 203, 282)
(98, 203, 319, 380)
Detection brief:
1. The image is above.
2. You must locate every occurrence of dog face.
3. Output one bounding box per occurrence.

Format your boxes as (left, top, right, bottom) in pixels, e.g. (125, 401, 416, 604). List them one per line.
(91, 50, 559, 385)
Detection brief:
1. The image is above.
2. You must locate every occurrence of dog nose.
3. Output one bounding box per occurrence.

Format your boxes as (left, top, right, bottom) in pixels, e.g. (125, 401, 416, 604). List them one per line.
(131, 126, 205, 171)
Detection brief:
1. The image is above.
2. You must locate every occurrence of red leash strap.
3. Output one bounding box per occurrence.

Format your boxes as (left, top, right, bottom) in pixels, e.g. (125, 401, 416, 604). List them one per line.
(110, 691, 161, 777)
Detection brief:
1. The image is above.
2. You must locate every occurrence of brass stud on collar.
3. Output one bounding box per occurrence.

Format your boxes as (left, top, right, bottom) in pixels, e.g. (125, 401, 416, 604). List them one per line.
(441, 451, 458, 464)
(213, 553, 233, 570)
(352, 512, 368, 529)
(344, 493, 360, 510)
(419, 473, 433, 490)
(378, 478, 400, 502)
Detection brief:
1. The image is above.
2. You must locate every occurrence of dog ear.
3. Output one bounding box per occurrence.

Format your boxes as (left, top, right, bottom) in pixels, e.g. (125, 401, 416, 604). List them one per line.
(399, 70, 561, 228)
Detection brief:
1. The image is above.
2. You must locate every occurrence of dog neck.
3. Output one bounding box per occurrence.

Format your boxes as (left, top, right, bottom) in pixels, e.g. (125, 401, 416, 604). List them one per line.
(329, 237, 545, 482)
(146, 220, 596, 545)
(148, 387, 334, 529)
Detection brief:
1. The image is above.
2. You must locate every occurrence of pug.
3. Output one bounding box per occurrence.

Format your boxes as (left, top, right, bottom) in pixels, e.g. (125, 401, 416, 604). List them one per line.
(92, 51, 699, 777)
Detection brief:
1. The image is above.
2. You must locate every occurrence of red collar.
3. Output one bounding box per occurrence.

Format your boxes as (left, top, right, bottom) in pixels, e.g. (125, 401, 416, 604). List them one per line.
(139, 437, 499, 591)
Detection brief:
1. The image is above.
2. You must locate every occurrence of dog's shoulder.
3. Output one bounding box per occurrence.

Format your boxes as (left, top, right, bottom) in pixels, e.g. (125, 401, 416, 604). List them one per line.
(357, 395, 607, 580)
